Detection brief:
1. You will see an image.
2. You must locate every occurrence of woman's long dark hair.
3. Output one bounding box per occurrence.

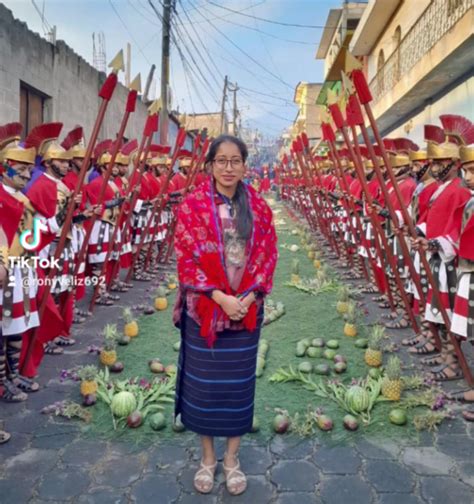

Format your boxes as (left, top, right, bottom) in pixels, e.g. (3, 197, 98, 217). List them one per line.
(206, 135, 253, 240)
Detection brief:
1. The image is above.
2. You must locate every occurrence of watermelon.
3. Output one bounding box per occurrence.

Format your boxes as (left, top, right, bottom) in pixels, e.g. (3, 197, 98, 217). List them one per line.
(345, 386, 370, 412)
(355, 338, 369, 349)
(149, 412, 167, 431)
(389, 409, 407, 425)
(323, 349, 337, 360)
(257, 356, 266, 369)
(251, 416, 260, 433)
(306, 347, 321, 358)
(314, 364, 330, 375)
(173, 341, 181, 352)
(298, 361, 313, 373)
(334, 362, 347, 374)
(111, 391, 137, 418)
(296, 342, 306, 357)
(300, 338, 311, 348)
(312, 338, 325, 347)
(326, 340, 340, 349)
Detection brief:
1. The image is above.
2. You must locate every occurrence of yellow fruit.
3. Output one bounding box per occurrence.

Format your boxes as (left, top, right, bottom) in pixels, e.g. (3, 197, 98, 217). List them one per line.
(336, 301, 349, 314)
(155, 297, 168, 311)
(344, 323, 358, 337)
(80, 380, 98, 396)
(382, 378, 402, 401)
(308, 250, 315, 260)
(168, 283, 177, 290)
(291, 274, 301, 284)
(100, 350, 117, 366)
(124, 321, 139, 338)
(313, 259, 321, 269)
(364, 349, 382, 367)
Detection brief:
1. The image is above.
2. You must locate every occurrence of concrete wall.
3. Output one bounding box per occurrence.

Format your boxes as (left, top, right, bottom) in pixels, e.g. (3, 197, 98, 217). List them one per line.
(386, 76, 474, 143)
(367, 0, 431, 79)
(0, 3, 148, 142)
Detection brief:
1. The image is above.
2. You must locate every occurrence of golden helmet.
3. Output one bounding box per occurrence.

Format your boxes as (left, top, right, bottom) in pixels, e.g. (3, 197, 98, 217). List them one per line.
(460, 146, 474, 164)
(151, 156, 168, 166)
(1, 145, 36, 165)
(364, 159, 374, 170)
(427, 141, 460, 160)
(115, 153, 130, 166)
(42, 143, 72, 162)
(390, 153, 411, 168)
(69, 144, 86, 159)
(409, 150, 428, 162)
(98, 152, 112, 165)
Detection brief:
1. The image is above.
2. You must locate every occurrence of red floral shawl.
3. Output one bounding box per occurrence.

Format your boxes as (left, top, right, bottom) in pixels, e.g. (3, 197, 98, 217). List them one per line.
(174, 179, 278, 347)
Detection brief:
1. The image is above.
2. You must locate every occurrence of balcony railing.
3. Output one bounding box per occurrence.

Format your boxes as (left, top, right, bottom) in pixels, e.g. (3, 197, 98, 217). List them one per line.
(369, 0, 473, 101)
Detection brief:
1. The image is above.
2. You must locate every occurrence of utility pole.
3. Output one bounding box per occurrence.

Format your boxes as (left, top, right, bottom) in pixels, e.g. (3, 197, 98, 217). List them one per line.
(230, 83, 239, 137)
(220, 75, 228, 135)
(159, 0, 172, 144)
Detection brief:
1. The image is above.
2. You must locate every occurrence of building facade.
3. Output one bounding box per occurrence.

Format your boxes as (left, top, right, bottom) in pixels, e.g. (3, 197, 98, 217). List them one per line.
(292, 82, 323, 146)
(350, 0, 474, 142)
(0, 3, 149, 141)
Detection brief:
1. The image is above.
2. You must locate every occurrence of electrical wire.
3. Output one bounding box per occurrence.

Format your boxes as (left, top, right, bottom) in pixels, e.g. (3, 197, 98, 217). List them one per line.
(186, 0, 293, 90)
(206, 1, 334, 29)
(108, 0, 154, 66)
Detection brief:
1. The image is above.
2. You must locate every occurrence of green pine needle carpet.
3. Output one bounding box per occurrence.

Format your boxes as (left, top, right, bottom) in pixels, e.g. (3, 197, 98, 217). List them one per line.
(81, 202, 436, 445)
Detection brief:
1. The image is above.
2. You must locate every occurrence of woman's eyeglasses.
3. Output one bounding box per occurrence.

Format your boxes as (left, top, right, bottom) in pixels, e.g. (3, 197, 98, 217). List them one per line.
(213, 157, 244, 169)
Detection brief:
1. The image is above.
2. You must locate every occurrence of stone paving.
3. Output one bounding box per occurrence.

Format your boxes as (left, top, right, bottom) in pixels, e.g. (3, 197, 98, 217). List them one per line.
(1, 263, 474, 503)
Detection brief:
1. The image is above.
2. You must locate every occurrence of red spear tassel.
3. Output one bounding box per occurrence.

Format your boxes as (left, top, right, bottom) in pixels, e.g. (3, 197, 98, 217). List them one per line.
(328, 103, 345, 130)
(126, 89, 138, 113)
(347, 94, 364, 126)
(351, 69, 373, 104)
(99, 73, 118, 101)
(301, 132, 309, 149)
(322, 123, 336, 143)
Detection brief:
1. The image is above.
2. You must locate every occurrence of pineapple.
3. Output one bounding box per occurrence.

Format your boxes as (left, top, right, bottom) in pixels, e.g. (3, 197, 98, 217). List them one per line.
(291, 259, 300, 284)
(343, 302, 357, 337)
(336, 286, 350, 314)
(364, 325, 384, 367)
(167, 274, 177, 290)
(382, 356, 402, 401)
(123, 307, 139, 338)
(78, 365, 98, 396)
(100, 324, 118, 366)
(154, 286, 168, 311)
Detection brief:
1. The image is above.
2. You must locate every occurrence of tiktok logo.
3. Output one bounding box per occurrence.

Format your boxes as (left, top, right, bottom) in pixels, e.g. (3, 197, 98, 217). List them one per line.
(19, 218, 48, 251)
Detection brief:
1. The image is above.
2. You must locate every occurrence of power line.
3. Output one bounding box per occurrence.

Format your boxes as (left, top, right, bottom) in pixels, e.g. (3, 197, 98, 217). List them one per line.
(177, 0, 268, 25)
(186, 0, 293, 90)
(108, 0, 154, 66)
(207, 1, 333, 29)
(176, 1, 224, 81)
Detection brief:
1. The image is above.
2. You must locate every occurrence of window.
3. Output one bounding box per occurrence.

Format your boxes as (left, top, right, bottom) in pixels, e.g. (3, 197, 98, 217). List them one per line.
(393, 26, 402, 81)
(377, 49, 385, 93)
(19, 82, 49, 137)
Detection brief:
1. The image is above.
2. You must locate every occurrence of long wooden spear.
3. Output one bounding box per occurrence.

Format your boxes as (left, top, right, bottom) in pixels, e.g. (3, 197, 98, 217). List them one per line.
(326, 88, 420, 332)
(21, 50, 124, 374)
(147, 133, 202, 268)
(348, 61, 472, 384)
(103, 101, 161, 292)
(124, 126, 187, 283)
(161, 136, 211, 265)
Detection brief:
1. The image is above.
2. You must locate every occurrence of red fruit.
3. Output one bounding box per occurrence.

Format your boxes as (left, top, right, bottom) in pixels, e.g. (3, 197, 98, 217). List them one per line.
(316, 414, 333, 431)
(273, 414, 290, 434)
(127, 411, 143, 428)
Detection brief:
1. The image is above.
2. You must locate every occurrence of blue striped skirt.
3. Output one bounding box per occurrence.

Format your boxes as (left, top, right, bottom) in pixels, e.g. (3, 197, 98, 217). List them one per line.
(175, 312, 262, 437)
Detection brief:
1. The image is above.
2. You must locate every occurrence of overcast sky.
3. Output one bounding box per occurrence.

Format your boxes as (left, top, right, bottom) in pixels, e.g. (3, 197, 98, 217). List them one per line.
(3, 0, 342, 139)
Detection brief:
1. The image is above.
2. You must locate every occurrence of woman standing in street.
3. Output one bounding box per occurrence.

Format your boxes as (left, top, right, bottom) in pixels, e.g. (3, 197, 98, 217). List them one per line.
(173, 135, 278, 495)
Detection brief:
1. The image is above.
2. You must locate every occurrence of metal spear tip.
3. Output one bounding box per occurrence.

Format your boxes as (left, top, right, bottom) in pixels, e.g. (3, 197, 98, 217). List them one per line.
(148, 98, 162, 115)
(108, 50, 125, 74)
(326, 88, 339, 106)
(345, 51, 363, 74)
(129, 74, 142, 93)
